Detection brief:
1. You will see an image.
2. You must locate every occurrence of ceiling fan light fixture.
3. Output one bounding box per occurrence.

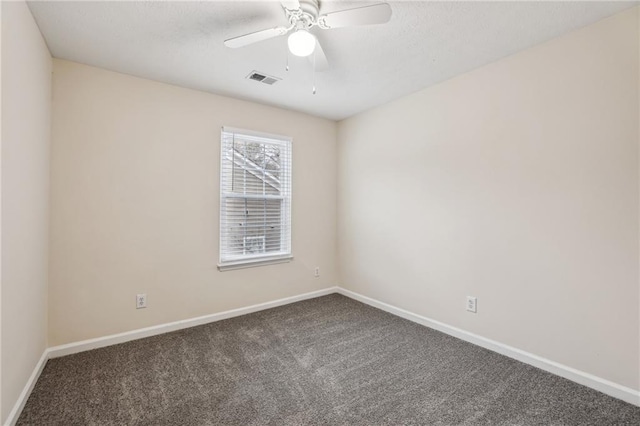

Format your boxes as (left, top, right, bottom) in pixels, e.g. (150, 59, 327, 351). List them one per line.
(287, 29, 316, 57)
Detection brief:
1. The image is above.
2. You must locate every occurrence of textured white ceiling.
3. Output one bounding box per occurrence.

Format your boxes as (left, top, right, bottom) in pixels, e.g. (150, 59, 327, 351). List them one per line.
(28, 0, 636, 120)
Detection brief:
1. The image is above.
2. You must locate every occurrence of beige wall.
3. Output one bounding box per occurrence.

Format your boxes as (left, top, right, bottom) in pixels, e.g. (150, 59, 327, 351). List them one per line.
(337, 8, 640, 391)
(1, 1, 52, 422)
(49, 59, 337, 346)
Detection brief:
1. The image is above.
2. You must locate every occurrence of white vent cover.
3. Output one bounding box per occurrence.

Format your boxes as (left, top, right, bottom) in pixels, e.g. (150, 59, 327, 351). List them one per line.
(246, 71, 281, 86)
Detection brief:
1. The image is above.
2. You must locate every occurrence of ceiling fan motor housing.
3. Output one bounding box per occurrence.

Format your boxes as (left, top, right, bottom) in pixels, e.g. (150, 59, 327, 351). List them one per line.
(287, 0, 320, 29)
(299, 0, 319, 19)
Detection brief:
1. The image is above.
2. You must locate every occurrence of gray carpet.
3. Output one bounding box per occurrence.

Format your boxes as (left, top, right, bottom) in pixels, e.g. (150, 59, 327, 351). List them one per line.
(18, 294, 640, 425)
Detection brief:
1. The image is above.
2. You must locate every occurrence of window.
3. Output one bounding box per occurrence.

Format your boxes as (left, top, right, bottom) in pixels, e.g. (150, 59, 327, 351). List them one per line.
(218, 127, 292, 270)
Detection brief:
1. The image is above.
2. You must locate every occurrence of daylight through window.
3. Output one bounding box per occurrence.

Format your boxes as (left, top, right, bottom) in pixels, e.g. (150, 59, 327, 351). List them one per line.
(218, 127, 292, 270)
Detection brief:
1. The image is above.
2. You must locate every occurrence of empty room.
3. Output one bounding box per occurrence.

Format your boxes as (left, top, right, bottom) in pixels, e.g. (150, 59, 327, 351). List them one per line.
(2, 0, 639, 424)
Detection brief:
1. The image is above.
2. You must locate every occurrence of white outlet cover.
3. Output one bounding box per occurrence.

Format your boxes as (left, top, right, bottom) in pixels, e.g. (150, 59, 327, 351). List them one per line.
(136, 293, 147, 309)
(466, 296, 477, 313)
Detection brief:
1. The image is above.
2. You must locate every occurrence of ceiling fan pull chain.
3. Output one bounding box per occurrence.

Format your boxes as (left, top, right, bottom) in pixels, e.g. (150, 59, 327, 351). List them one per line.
(285, 44, 290, 71)
(312, 47, 317, 94)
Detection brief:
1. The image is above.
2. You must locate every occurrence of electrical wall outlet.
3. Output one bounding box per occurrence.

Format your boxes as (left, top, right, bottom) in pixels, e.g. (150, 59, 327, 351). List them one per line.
(466, 296, 477, 313)
(136, 293, 147, 309)
(314, 267, 320, 278)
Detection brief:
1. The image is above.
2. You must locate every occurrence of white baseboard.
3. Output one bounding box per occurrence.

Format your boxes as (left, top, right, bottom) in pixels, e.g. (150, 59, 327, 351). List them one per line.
(4, 350, 49, 426)
(5, 286, 338, 425)
(48, 286, 339, 358)
(336, 287, 640, 407)
(6, 284, 638, 426)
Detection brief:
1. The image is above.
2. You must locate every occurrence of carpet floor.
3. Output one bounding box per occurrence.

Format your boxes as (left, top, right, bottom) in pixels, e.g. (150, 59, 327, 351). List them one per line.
(18, 294, 640, 425)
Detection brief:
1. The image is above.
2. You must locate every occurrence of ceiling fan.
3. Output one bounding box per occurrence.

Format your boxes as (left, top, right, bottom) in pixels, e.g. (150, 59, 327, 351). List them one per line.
(224, 0, 392, 71)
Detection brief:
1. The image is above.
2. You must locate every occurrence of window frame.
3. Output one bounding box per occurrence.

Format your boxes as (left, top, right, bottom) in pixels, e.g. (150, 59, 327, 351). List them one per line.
(217, 126, 293, 271)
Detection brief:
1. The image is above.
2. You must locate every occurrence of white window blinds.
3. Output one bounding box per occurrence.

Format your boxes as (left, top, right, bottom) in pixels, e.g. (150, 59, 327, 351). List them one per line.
(219, 127, 292, 270)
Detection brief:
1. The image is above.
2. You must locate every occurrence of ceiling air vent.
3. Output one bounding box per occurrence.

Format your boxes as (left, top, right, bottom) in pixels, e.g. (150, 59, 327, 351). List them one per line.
(247, 71, 281, 86)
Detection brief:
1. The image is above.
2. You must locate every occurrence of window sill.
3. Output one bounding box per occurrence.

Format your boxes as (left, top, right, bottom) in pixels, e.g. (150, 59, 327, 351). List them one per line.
(218, 255, 293, 271)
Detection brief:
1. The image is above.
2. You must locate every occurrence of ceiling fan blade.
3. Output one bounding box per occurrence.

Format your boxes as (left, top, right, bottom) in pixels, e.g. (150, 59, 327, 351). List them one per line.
(280, 0, 300, 11)
(224, 26, 288, 48)
(319, 3, 392, 29)
(309, 39, 329, 72)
